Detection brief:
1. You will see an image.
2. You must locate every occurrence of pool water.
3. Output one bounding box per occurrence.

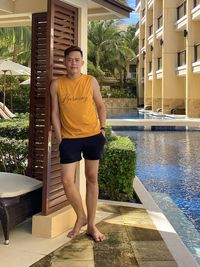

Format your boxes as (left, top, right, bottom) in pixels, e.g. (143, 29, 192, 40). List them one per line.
(115, 130, 200, 264)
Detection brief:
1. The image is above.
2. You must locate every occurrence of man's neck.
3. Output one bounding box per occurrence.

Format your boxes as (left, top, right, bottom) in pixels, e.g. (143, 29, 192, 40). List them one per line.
(66, 73, 82, 80)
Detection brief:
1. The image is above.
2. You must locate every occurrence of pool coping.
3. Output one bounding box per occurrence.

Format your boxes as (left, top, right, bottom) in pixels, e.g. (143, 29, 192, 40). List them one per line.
(107, 118, 200, 129)
(133, 176, 199, 267)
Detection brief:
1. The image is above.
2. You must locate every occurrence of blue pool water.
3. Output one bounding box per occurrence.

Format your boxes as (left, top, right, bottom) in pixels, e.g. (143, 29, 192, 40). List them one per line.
(116, 130, 200, 264)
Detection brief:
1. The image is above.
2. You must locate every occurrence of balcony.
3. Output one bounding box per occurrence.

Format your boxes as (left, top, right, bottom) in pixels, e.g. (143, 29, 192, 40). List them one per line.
(148, 61, 153, 80)
(141, 38, 145, 52)
(135, 21, 140, 36)
(192, 43, 200, 73)
(147, 0, 153, 10)
(141, 67, 145, 83)
(175, 1, 187, 31)
(148, 24, 153, 43)
(135, 0, 141, 12)
(176, 50, 186, 76)
(141, 8, 146, 24)
(156, 57, 162, 79)
(156, 15, 163, 39)
(191, 0, 200, 20)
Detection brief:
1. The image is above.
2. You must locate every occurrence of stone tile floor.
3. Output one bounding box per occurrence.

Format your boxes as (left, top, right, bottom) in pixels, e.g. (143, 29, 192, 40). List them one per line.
(30, 204, 178, 267)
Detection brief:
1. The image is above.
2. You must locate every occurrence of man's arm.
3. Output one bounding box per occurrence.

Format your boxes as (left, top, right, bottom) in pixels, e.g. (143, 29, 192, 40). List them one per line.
(50, 79, 62, 142)
(92, 77, 106, 132)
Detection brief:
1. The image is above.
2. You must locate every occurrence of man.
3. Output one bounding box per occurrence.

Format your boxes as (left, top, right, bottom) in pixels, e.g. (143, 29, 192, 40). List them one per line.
(50, 46, 106, 242)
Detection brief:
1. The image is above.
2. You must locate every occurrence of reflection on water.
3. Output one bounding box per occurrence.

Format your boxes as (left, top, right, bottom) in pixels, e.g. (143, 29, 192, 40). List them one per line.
(116, 130, 200, 263)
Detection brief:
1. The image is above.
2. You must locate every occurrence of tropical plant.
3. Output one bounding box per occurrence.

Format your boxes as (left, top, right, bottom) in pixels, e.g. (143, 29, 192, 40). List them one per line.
(88, 21, 138, 90)
(0, 27, 31, 65)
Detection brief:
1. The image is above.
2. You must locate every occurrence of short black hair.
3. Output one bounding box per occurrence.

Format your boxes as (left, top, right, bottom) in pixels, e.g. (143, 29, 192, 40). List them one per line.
(64, 46, 83, 58)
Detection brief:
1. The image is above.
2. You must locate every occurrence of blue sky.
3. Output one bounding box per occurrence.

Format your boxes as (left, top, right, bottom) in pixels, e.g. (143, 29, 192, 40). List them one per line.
(120, 0, 139, 25)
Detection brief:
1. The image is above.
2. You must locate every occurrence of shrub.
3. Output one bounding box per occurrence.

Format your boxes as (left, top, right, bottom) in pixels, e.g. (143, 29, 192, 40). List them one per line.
(0, 137, 28, 174)
(0, 116, 29, 139)
(99, 136, 136, 201)
(0, 116, 29, 173)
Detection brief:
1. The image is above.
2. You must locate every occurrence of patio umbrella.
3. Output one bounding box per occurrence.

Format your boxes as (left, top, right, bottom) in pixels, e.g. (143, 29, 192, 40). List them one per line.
(0, 59, 30, 110)
(20, 78, 30, 85)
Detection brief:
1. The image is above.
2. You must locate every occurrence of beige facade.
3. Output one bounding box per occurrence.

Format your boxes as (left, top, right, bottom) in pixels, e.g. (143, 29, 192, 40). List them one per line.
(135, 0, 200, 117)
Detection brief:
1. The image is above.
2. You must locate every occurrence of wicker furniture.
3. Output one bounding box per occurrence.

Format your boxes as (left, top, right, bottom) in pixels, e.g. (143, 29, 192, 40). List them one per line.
(0, 172, 42, 245)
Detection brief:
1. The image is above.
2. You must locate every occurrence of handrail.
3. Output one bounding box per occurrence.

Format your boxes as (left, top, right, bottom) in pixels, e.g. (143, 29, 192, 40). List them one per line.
(177, 1, 187, 20)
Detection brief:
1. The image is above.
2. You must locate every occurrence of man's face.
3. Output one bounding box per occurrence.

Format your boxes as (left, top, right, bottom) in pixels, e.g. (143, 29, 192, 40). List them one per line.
(64, 51, 84, 76)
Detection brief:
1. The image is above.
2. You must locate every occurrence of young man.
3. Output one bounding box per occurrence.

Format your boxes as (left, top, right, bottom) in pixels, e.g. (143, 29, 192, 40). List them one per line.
(50, 46, 106, 242)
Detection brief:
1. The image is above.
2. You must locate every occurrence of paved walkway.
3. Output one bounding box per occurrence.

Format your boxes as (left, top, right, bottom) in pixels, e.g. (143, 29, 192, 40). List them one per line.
(30, 204, 178, 267)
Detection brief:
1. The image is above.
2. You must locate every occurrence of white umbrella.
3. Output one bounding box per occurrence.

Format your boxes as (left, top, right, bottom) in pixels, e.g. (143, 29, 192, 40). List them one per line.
(0, 59, 30, 110)
(20, 78, 30, 85)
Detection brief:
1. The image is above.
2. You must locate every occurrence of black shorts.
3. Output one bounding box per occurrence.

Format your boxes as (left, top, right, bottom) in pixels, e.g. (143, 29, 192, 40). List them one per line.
(59, 133, 106, 164)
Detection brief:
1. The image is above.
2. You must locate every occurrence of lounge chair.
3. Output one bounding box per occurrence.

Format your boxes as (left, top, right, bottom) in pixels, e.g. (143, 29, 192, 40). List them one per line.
(0, 102, 16, 119)
(0, 172, 42, 245)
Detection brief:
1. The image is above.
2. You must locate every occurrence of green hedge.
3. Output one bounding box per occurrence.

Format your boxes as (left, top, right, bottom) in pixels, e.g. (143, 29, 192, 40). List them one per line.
(99, 136, 136, 201)
(0, 116, 29, 173)
(0, 137, 28, 173)
(0, 117, 29, 140)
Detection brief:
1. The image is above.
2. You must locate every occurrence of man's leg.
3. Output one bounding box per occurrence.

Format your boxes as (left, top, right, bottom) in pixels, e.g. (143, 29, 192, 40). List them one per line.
(85, 159, 106, 242)
(61, 162, 87, 238)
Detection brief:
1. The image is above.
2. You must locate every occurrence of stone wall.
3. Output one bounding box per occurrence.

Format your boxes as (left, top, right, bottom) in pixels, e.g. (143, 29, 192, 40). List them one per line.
(103, 98, 137, 109)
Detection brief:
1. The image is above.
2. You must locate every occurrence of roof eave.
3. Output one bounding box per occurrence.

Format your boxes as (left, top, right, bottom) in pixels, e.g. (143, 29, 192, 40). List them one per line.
(91, 0, 133, 18)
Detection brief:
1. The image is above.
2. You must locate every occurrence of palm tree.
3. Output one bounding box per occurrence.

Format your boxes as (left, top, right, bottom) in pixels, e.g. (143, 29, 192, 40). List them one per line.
(88, 21, 138, 89)
(88, 20, 121, 77)
(0, 27, 31, 65)
(0, 27, 31, 112)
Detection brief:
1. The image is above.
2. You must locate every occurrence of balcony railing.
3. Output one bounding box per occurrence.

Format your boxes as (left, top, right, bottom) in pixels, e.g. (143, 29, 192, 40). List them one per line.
(194, 0, 200, 7)
(136, 0, 140, 6)
(149, 61, 152, 72)
(142, 67, 145, 78)
(149, 24, 153, 36)
(194, 43, 200, 61)
(142, 8, 145, 18)
(177, 1, 187, 20)
(177, 50, 186, 66)
(142, 38, 145, 47)
(157, 15, 163, 29)
(157, 57, 162, 70)
(136, 21, 139, 31)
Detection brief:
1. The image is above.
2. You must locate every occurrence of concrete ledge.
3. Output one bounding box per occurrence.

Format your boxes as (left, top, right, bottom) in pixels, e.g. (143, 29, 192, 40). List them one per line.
(134, 177, 199, 267)
(107, 118, 200, 128)
(32, 205, 76, 238)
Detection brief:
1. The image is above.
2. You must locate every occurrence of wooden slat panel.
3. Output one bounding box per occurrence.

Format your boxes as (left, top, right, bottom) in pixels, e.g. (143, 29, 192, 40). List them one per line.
(27, 0, 78, 215)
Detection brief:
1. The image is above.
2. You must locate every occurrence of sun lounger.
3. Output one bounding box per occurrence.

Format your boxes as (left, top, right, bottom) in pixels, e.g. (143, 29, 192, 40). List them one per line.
(0, 102, 16, 119)
(0, 172, 42, 245)
(0, 107, 10, 120)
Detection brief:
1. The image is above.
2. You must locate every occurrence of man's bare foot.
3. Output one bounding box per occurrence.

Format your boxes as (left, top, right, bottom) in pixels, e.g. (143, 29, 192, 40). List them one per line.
(67, 217, 87, 239)
(87, 226, 106, 242)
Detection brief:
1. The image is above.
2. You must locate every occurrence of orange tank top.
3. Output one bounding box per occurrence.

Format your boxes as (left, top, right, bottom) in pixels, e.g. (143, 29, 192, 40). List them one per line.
(57, 74, 100, 138)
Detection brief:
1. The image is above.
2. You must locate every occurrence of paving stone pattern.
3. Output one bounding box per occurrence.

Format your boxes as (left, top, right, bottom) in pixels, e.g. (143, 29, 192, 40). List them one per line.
(30, 205, 178, 267)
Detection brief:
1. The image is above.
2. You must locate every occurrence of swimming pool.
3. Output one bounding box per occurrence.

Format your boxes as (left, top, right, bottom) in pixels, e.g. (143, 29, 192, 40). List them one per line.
(107, 108, 182, 120)
(115, 130, 200, 264)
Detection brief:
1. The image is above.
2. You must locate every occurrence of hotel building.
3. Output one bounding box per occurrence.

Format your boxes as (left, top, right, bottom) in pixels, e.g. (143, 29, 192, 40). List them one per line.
(135, 0, 200, 117)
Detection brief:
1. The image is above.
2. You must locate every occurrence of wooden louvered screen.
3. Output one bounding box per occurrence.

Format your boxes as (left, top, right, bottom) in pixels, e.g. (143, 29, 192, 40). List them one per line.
(27, 0, 78, 215)
(27, 12, 49, 182)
